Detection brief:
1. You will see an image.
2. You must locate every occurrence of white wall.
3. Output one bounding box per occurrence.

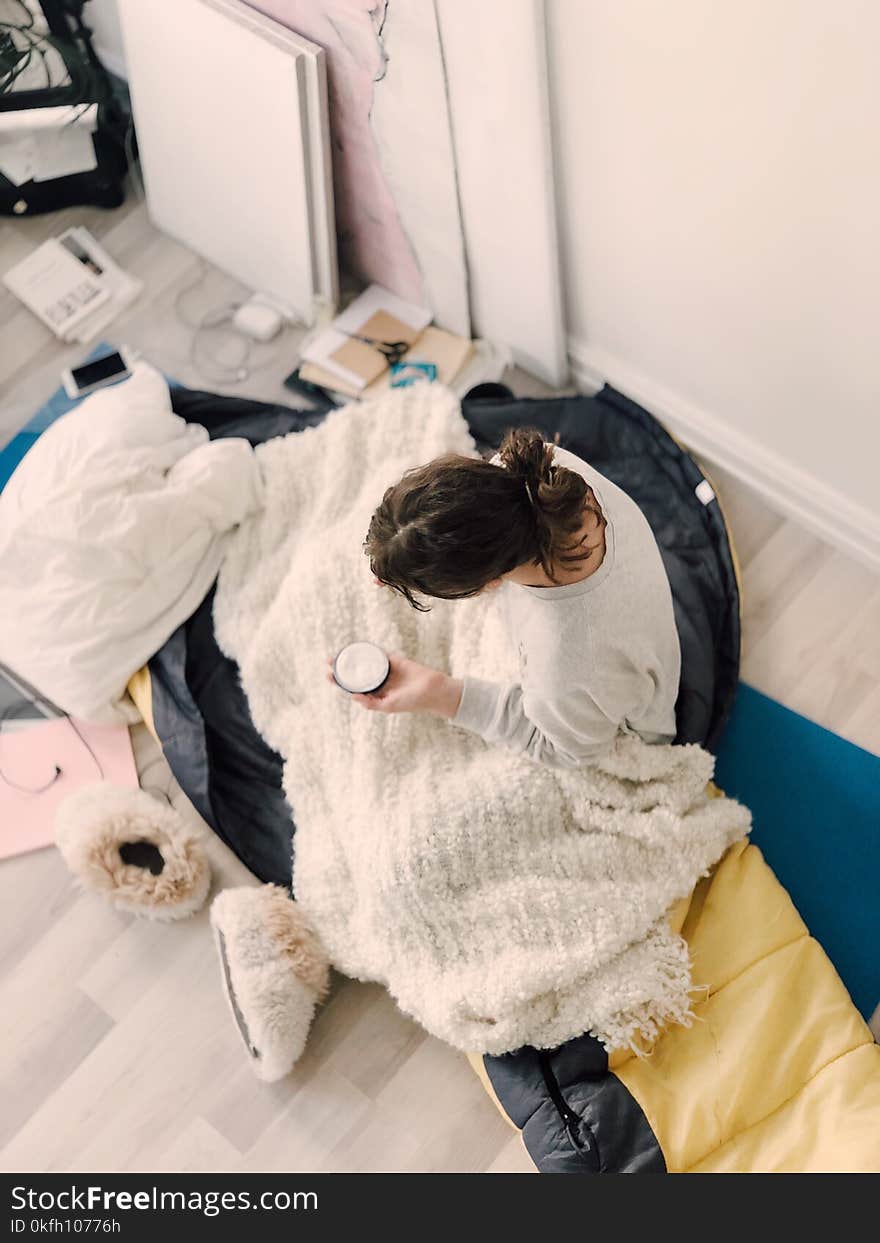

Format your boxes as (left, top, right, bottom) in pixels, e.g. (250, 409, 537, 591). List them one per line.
(547, 0, 880, 568)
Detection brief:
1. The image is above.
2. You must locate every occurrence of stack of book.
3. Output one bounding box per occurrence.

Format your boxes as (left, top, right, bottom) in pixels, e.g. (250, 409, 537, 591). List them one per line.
(298, 283, 474, 402)
(2, 227, 142, 344)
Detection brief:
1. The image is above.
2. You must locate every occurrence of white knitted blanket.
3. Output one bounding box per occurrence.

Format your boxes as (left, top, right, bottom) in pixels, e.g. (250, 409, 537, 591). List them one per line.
(214, 386, 750, 1055)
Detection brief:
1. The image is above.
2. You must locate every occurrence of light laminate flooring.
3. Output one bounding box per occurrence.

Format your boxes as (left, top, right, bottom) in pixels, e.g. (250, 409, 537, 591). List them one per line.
(1, 177, 877, 1173)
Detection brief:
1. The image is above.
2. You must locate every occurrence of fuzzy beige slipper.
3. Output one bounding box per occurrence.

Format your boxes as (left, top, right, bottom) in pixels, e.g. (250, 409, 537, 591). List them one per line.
(55, 783, 211, 920)
(210, 885, 330, 1082)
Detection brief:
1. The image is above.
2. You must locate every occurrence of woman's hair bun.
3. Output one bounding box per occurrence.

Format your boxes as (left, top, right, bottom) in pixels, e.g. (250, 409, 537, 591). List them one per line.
(497, 427, 598, 579)
(498, 426, 556, 490)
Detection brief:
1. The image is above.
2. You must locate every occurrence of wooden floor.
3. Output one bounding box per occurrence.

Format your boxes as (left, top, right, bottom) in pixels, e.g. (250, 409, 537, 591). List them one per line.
(1, 179, 878, 1173)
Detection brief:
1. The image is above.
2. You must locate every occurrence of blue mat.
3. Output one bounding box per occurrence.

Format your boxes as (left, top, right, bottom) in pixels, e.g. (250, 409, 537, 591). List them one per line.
(0, 379, 89, 491)
(715, 682, 880, 1021)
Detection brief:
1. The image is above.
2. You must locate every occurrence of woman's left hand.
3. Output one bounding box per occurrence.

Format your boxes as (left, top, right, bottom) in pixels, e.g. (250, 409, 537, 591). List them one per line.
(326, 653, 462, 719)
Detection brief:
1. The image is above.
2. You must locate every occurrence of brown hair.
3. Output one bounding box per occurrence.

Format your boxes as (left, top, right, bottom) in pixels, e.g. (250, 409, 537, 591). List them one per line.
(364, 427, 603, 610)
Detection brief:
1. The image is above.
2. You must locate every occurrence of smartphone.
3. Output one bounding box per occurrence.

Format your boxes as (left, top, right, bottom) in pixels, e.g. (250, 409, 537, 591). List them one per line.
(62, 348, 135, 399)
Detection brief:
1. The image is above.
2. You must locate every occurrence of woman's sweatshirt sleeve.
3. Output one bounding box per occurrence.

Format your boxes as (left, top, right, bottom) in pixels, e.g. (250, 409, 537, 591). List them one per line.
(452, 675, 619, 769)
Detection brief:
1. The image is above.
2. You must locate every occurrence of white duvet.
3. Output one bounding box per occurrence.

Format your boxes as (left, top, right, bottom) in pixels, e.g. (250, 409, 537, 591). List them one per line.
(0, 363, 263, 723)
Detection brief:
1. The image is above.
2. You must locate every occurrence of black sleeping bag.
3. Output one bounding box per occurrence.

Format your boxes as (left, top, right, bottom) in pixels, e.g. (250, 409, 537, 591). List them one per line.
(154, 381, 739, 890)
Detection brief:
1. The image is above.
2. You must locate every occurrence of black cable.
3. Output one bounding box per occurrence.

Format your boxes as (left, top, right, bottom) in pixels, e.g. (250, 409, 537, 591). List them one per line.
(0, 698, 104, 795)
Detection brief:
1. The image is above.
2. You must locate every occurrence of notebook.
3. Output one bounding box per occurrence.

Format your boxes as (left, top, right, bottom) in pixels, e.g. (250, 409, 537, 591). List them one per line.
(0, 717, 138, 861)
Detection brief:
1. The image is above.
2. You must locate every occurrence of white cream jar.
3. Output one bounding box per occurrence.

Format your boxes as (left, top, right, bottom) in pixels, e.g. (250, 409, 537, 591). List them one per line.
(332, 641, 390, 694)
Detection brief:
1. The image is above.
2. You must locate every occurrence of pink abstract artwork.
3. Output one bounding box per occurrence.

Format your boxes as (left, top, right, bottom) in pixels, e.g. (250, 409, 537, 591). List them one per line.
(246, 0, 469, 331)
(248, 1, 423, 300)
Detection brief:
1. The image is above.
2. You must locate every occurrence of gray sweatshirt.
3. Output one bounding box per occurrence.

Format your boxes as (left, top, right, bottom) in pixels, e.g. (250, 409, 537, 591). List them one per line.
(452, 445, 681, 768)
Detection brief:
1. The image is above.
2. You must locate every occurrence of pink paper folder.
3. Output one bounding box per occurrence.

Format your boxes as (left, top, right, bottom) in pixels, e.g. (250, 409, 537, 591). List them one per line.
(0, 718, 138, 861)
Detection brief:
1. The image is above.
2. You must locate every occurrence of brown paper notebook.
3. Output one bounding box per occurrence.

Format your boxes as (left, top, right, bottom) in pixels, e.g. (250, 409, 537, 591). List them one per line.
(329, 310, 420, 387)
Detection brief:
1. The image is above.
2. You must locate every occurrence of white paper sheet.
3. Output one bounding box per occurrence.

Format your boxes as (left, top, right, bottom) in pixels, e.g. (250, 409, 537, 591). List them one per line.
(0, 137, 34, 186)
(31, 125, 97, 182)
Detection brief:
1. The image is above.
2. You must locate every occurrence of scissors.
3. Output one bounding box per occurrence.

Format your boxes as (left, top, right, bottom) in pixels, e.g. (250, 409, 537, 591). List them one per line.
(344, 332, 410, 366)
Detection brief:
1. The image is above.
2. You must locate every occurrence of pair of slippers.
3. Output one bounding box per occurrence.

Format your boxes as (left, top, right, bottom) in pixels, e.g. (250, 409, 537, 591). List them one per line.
(56, 783, 329, 1080)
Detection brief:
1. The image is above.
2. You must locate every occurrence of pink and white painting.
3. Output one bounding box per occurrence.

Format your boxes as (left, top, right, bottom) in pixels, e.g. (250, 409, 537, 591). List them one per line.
(245, 0, 470, 334)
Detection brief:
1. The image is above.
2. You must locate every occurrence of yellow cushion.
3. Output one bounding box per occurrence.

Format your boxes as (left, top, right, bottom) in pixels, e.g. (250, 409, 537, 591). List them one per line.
(614, 840, 880, 1172)
(477, 839, 880, 1172)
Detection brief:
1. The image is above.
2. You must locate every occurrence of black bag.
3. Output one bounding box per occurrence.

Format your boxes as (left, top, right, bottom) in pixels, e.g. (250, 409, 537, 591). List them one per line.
(0, 1, 129, 217)
(0, 106, 128, 217)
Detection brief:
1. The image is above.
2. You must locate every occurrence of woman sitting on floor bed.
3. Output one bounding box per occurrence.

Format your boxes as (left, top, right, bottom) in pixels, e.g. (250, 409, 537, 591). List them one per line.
(339, 427, 681, 768)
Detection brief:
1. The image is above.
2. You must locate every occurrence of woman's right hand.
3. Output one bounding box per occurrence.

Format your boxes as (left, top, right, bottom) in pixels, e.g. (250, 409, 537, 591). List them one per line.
(327, 653, 463, 719)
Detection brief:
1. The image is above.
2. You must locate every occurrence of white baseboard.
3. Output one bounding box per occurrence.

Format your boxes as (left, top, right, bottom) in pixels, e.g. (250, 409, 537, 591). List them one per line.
(568, 336, 880, 574)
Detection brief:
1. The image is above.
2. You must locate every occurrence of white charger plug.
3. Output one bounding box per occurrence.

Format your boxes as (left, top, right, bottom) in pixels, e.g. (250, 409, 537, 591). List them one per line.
(232, 296, 284, 342)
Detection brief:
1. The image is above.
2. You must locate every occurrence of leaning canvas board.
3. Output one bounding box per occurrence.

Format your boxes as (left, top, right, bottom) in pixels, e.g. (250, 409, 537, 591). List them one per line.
(118, 0, 326, 321)
(207, 0, 339, 309)
(435, 0, 567, 385)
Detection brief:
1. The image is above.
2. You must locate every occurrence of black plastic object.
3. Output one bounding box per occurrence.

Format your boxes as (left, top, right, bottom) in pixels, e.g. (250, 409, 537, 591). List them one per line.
(282, 367, 341, 411)
(462, 381, 515, 404)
